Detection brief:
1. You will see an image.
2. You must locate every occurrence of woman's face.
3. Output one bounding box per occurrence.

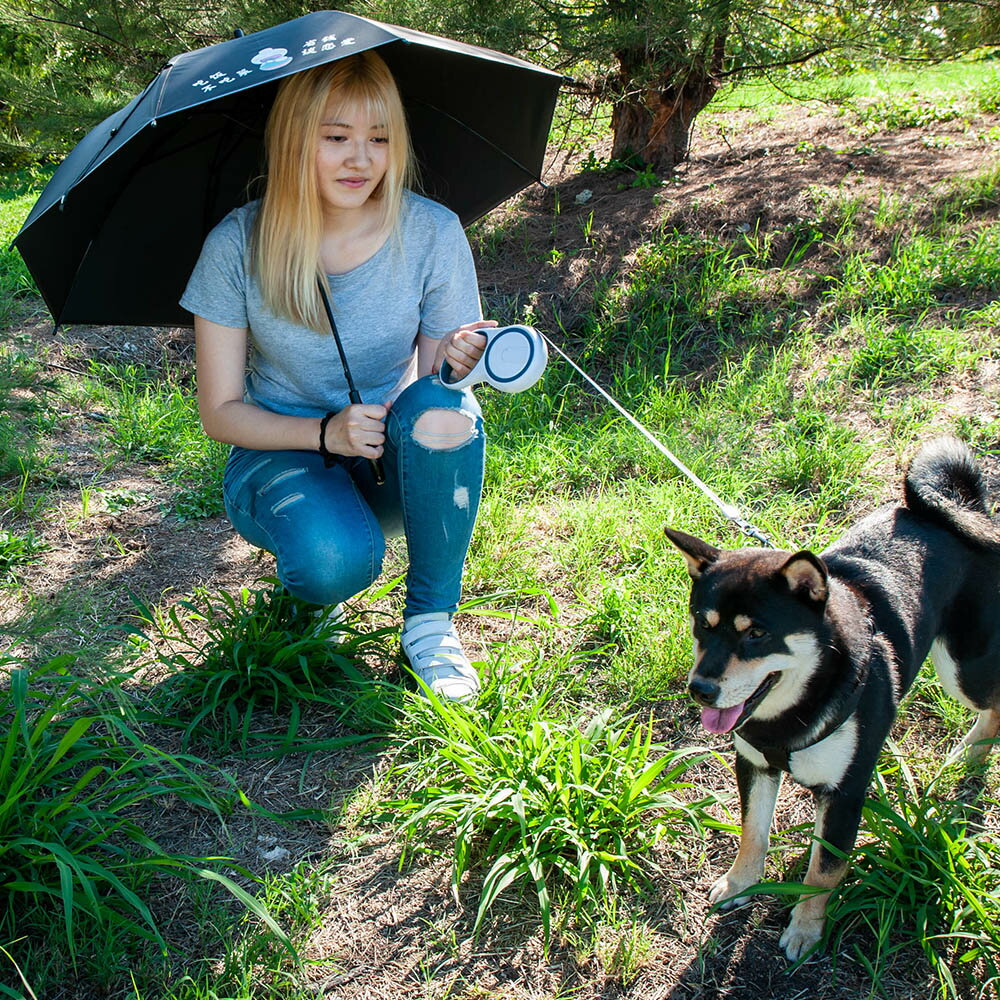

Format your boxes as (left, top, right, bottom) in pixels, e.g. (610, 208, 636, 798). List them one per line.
(315, 94, 390, 216)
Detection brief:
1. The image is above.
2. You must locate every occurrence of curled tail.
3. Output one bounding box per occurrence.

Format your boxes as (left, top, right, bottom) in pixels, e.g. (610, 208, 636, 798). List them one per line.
(904, 438, 1000, 551)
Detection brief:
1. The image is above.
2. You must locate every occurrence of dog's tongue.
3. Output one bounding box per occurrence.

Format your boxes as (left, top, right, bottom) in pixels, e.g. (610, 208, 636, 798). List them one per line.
(701, 703, 745, 734)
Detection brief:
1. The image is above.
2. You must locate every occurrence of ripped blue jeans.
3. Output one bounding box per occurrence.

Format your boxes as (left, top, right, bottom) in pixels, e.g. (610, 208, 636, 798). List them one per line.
(222, 376, 484, 617)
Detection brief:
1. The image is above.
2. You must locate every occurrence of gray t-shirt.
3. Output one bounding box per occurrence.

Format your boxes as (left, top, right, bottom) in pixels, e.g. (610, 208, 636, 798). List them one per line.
(180, 191, 482, 417)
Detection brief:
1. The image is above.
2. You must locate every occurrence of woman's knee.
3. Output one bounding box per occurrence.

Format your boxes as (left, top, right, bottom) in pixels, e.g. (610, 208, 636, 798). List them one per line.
(391, 376, 483, 451)
(278, 529, 385, 606)
(412, 408, 478, 450)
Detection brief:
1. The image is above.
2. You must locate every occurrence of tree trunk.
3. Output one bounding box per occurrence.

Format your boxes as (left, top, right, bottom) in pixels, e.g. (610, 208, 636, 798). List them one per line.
(609, 74, 719, 172)
(610, 6, 730, 173)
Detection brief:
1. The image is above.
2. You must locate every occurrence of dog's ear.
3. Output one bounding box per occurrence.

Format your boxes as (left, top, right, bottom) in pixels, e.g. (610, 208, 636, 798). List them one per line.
(664, 527, 720, 579)
(780, 551, 829, 604)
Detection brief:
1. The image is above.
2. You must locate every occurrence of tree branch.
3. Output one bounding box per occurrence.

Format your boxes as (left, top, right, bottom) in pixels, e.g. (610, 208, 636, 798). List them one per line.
(716, 45, 839, 80)
(9, 9, 123, 47)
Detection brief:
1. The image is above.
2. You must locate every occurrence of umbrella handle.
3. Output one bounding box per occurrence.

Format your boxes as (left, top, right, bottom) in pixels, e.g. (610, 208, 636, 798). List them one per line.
(317, 277, 384, 486)
(349, 389, 386, 486)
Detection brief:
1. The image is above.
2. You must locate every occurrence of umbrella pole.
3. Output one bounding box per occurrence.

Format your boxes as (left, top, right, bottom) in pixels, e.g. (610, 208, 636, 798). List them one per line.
(316, 277, 385, 486)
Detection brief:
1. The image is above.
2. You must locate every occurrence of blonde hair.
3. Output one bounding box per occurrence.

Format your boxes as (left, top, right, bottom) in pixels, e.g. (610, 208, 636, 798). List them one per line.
(251, 50, 416, 332)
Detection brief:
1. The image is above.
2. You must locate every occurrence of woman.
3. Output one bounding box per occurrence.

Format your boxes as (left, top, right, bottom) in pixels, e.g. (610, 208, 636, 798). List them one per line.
(180, 51, 494, 702)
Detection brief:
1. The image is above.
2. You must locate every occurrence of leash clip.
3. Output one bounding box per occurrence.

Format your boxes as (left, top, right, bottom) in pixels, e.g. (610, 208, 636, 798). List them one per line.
(725, 511, 774, 549)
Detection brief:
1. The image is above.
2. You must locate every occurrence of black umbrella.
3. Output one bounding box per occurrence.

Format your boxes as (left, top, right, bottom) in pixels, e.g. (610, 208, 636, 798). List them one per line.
(13, 10, 562, 328)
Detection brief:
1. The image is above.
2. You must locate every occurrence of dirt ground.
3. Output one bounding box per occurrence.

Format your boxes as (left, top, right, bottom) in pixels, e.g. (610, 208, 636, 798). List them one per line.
(3, 98, 1000, 999)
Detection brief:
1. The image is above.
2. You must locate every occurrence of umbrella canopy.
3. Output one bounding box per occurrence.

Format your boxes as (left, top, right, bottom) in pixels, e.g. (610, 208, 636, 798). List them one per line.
(13, 11, 562, 327)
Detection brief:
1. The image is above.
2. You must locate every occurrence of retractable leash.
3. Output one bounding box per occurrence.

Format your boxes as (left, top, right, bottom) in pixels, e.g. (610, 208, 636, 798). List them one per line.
(440, 323, 774, 549)
(438, 324, 549, 392)
(541, 334, 775, 548)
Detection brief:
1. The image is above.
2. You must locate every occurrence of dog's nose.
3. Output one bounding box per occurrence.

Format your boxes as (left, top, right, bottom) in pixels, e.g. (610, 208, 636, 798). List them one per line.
(689, 676, 720, 706)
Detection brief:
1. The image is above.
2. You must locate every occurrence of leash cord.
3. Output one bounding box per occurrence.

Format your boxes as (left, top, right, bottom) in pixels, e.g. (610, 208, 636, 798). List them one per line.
(540, 332, 774, 549)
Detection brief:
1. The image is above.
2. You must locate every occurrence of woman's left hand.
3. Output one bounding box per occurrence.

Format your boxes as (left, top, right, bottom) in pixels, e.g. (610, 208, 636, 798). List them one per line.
(433, 320, 497, 379)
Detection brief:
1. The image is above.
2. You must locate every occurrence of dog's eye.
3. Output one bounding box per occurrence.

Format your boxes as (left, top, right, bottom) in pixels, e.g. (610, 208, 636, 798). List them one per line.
(697, 613, 714, 630)
(747, 626, 768, 640)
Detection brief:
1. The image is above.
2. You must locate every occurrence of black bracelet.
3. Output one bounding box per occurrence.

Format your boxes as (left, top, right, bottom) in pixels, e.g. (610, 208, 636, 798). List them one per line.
(318, 411, 338, 468)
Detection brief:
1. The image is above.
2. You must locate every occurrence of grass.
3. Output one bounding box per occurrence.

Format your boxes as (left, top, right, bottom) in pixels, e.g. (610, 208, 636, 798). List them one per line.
(78, 363, 229, 520)
(0, 527, 48, 584)
(831, 227, 1000, 317)
(0, 654, 289, 984)
(832, 314, 975, 387)
(0, 168, 45, 323)
(130, 581, 402, 752)
(710, 51, 1000, 116)
(1, 56, 1000, 999)
(388, 676, 717, 949)
(830, 757, 1000, 998)
(0, 348, 54, 480)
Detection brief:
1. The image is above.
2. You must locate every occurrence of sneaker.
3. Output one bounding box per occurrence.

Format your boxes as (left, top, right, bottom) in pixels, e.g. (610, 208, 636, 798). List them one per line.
(311, 602, 347, 642)
(401, 613, 480, 703)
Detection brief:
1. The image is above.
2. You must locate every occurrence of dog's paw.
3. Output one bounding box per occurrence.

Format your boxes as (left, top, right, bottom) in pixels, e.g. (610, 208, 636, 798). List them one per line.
(779, 913, 824, 962)
(708, 872, 758, 910)
(949, 735, 994, 767)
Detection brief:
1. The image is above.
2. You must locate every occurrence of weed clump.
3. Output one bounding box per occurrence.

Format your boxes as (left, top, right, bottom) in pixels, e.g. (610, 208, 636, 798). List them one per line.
(387, 676, 717, 947)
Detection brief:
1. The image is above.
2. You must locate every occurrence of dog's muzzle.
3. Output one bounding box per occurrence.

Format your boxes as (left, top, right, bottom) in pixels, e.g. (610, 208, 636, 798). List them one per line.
(689, 676, 721, 706)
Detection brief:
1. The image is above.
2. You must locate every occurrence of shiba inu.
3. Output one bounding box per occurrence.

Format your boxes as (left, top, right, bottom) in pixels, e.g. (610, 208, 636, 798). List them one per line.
(665, 438, 1000, 960)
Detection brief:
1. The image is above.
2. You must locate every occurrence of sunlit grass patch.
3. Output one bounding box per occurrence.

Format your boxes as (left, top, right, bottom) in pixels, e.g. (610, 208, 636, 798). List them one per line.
(848, 93, 972, 133)
(579, 573, 691, 702)
(581, 234, 792, 375)
(81, 362, 228, 519)
(0, 347, 55, 480)
(388, 677, 717, 949)
(832, 227, 1000, 316)
(834, 315, 975, 387)
(0, 169, 45, 322)
(0, 526, 48, 585)
(710, 56, 1000, 114)
(92, 367, 201, 464)
(764, 411, 873, 508)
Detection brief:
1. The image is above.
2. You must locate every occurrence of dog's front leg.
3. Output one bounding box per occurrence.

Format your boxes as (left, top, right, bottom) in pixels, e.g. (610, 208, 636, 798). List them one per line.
(779, 790, 860, 961)
(710, 752, 782, 909)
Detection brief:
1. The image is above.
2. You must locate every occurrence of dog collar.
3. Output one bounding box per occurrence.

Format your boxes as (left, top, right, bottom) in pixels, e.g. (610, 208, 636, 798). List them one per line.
(738, 655, 871, 772)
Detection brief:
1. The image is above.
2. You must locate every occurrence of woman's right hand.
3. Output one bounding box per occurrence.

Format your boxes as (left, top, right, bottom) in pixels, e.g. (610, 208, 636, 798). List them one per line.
(322, 403, 387, 459)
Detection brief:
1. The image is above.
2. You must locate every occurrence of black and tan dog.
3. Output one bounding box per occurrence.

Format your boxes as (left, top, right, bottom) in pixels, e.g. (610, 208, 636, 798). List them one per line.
(666, 438, 1000, 960)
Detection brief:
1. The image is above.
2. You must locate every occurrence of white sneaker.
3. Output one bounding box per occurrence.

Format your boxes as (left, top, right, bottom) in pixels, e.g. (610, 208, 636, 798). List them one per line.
(401, 613, 480, 703)
(310, 602, 347, 642)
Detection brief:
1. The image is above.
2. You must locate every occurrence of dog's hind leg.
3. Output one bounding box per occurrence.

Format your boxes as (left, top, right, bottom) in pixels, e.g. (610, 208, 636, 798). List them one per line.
(710, 751, 781, 909)
(931, 639, 1000, 764)
(956, 708, 1000, 764)
(779, 792, 859, 962)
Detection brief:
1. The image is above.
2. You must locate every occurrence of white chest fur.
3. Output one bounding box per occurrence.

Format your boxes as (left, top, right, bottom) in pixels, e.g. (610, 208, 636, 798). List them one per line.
(735, 716, 859, 788)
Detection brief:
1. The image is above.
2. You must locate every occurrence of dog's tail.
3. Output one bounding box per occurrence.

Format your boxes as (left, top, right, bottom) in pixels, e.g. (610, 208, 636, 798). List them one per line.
(904, 438, 1000, 551)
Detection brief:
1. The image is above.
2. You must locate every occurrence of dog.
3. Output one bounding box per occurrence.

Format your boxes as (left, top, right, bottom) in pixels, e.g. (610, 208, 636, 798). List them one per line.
(665, 437, 1000, 961)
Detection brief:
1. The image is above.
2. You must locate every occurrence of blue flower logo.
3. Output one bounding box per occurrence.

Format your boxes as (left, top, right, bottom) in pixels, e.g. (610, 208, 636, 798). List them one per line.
(251, 47, 293, 71)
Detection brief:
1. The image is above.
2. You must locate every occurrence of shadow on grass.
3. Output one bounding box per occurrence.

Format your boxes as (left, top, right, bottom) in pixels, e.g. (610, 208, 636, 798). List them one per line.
(662, 901, 882, 1000)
